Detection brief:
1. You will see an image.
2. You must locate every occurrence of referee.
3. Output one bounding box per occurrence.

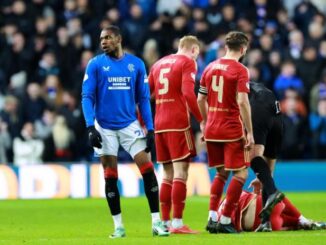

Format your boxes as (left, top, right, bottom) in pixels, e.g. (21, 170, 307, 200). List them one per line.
(248, 81, 285, 232)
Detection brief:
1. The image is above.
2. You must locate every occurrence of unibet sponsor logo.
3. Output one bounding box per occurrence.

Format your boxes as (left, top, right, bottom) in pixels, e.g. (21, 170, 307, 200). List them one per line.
(108, 77, 131, 83)
(108, 77, 132, 90)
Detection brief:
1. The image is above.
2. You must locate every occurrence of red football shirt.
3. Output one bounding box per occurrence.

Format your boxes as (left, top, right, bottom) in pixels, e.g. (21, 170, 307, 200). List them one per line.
(149, 54, 202, 132)
(199, 58, 250, 141)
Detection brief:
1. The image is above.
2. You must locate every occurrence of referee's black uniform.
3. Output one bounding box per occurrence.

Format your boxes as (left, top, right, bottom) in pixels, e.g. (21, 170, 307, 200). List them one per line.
(249, 82, 283, 159)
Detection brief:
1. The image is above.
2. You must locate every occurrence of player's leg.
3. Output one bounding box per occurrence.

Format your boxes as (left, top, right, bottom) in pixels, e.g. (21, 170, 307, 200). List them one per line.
(155, 132, 173, 228)
(94, 123, 125, 238)
(250, 144, 278, 201)
(160, 162, 173, 227)
(207, 166, 229, 233)
(256, 115, 285, 227)
(205, 141, 227, 233)
(133, 151, 170, 236)
(167, 129, 198, 234)
(134, 151, 159, 217)
(269, 202, 285, 231)
(209, 167, 229, 220)
(101, 155, 126, 238)
(281, 197, 318, 230)
(119, 121, 169, 236)
(216, 140, 249, 233)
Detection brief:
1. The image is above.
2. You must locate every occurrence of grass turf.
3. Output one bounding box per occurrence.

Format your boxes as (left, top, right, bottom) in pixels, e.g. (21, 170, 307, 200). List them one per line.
(0, 193, 325, 245)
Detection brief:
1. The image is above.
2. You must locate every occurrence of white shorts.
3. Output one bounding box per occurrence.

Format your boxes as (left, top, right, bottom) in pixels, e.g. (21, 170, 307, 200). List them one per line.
(94, 120, 147, 158)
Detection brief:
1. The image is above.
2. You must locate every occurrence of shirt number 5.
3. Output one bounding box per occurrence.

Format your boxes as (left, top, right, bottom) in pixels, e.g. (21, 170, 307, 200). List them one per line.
(158, 68, 171, 95)
(212, 75, 224, 103)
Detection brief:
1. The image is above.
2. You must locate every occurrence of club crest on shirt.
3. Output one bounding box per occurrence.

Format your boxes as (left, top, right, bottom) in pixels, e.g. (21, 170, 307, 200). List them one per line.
(102, 66, 110, 71)
(191, 72, 196, 80)
(128, 64, 135, 72)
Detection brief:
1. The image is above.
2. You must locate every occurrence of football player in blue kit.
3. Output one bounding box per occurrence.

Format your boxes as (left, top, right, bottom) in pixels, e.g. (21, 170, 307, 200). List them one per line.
(81, 25, 169, 238)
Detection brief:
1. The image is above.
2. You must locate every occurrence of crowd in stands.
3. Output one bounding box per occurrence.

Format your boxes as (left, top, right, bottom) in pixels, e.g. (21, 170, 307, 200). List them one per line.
(0, 0, 326, 165)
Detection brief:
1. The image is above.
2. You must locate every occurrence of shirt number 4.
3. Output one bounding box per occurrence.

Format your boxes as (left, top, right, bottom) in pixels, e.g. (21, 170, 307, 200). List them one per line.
(212, 75, 224, 103)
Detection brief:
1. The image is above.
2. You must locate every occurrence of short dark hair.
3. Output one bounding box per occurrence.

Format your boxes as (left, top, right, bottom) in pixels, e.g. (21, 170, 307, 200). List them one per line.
(103, 25, 121, 36)
(225, 31, 249, 51)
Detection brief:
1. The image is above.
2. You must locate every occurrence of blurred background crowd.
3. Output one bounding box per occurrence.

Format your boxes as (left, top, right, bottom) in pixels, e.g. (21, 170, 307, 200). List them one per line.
(0, 0, 326, 165)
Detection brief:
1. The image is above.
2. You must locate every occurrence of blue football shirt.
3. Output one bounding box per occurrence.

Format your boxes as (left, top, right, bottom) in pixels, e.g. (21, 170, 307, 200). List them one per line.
(81, 53, 153, 131)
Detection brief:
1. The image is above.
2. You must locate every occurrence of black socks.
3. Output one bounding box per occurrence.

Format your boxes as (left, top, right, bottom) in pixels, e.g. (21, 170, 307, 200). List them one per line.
(142, 171, 159, 213)
(105, 178, 121, 215)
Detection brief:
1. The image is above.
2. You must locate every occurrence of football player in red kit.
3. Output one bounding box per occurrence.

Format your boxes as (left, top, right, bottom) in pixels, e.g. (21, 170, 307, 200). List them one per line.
(149, 35, 203, 234)
(197, 31, 254, 233)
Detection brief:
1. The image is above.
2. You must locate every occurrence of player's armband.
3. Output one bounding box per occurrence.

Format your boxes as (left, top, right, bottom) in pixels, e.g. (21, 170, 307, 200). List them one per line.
(199, 85, 208, 95)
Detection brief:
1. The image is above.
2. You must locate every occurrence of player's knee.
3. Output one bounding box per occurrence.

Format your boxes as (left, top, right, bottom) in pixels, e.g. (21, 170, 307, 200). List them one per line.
(217, 167, 229, 179)
(173, 167, 188, 180)
(250, 156, 265, 171)
(162, 162, 173, 181)
(104, 167, 118, 179)
(234, 168, 248, 180)
(139, 162, 154, 175)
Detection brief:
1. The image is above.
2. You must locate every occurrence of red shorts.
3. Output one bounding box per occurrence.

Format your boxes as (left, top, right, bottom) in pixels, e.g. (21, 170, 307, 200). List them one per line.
(155, 129, 197, 163)
(206, 140, 250, 170)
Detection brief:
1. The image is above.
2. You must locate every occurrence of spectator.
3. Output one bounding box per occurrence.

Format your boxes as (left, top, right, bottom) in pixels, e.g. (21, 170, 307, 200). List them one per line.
(280, 89, 308, 159)
(310, 69, 326, 113)
(42, 74, 64, 108)
(286, 29, 304, 60)
(52, 115, 75, 161)
(296, 44, 323, 94)
(0, 118, 11, 164)
(309, 94, 326, 159)
(121, 3, 148, 55)
(293, 0, 319, 36)
(34, 50, 60, 84)
(13, 122, 44, 166)
(274, 60, 304, 99)
(22, 82, 47, 123)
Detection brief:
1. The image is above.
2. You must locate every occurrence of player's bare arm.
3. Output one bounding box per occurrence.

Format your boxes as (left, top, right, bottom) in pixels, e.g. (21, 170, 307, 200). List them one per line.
(197, 93, 207, 133)
(238, 92, 254, 149)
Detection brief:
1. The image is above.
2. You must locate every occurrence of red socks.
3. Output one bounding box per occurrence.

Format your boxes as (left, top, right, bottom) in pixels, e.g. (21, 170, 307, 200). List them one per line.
(282, 197, 301, 219)
(222, 176, 245, 217)
(270, 202, 285, 231)
(172, 178, 187, 219)
(160, 178, 187, 220)
(209, 173, 227, 211)
(160, 179, 172, 221)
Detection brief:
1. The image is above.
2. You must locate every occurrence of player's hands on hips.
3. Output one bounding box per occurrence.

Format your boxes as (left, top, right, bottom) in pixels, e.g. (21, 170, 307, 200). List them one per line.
(87, 126, 102, 148)
(244, 132, 254, 150)
(145, 130, 155, 153)
(249, 178, 262, 194)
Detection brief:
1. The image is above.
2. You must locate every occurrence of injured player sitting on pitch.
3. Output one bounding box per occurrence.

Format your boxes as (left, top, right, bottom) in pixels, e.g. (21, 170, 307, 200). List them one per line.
(214, 191, 326, 232)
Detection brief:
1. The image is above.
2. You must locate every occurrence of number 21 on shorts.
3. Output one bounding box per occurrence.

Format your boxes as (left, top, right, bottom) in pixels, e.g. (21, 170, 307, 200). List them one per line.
(212, 75, 224, 103)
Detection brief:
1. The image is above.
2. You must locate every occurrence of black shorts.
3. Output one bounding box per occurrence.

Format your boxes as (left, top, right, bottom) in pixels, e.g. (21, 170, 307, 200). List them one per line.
(252, 107, 283, 159)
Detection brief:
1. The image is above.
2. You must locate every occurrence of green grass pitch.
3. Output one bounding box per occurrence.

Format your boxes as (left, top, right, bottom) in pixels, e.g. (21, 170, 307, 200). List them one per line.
(0, 193, 325, 245)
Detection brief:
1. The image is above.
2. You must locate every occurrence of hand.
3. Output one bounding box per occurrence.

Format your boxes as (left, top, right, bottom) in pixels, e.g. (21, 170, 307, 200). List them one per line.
(249, 178, 262, 194)
(244, 132, 254, 150)
(145, 130, 155, 153)
(200, 121, 206, 142)
(87, 126, 102, 148)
